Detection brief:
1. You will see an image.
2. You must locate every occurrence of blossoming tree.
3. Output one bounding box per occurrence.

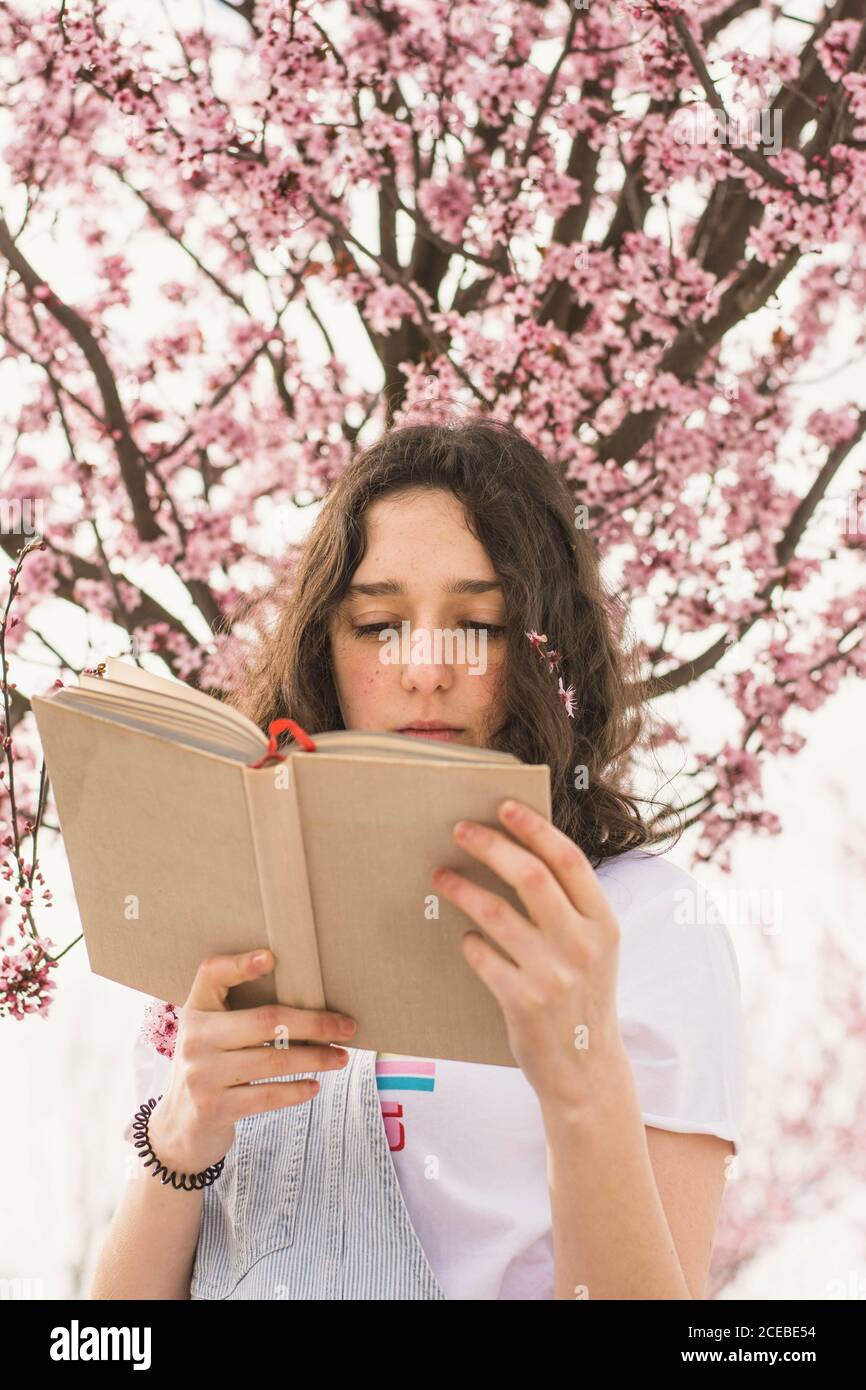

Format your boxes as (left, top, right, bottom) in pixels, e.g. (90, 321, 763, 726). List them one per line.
(1, 0, 865, 1032)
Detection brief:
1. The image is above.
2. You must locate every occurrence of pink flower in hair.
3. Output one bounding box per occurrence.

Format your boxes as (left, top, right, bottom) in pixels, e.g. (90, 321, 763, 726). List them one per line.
(558, 678, 577, 718)
(526, 631, 575, 717)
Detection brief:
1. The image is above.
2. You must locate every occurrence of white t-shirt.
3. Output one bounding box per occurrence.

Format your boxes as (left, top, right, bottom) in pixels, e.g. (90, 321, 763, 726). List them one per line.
(124, 848, 746, 1300)
(376, 849, 746, 1299)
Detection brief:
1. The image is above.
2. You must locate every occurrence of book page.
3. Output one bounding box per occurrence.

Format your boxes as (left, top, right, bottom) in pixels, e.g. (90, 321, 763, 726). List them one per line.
(102, 656, 267, 745)
(74, 679, 261, 757)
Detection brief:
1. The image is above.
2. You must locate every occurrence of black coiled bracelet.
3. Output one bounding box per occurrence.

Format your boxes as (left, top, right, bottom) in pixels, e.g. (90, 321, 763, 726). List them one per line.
(131, 1096, 227, 1190)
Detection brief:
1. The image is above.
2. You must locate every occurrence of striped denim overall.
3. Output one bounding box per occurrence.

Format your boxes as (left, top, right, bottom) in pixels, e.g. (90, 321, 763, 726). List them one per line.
(190, 1046, 446, 1300)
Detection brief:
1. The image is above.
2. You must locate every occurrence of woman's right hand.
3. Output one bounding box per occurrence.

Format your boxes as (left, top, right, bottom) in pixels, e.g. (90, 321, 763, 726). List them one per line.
(145, 948, 357, 1176)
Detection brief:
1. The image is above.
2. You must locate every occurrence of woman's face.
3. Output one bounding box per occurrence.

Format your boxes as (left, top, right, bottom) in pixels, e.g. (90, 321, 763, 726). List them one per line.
(328, 487, 508, 747)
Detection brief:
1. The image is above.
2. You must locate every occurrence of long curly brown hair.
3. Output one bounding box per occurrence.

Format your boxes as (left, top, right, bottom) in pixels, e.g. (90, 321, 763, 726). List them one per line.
(221, 415, 682, 870)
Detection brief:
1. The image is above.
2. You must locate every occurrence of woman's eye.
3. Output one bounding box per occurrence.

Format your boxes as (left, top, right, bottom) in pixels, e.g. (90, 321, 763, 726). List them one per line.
(351, 622, 400, 639)
(351, 621, 506, 639)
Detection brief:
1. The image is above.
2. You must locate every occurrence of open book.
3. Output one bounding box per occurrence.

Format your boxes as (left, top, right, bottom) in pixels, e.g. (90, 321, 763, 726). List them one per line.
(31, 657, 551, 1066)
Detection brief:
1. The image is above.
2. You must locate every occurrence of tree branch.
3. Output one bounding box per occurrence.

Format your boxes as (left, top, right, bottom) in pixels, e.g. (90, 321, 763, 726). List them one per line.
(631, 410, 866, 701)
(595, 245, 801, 467)
(0, 533, 210, 682)
(0, 216, 162, 541)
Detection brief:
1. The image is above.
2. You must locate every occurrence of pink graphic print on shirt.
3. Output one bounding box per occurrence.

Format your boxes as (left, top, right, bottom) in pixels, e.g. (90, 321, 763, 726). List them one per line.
(375, 1056, 437, 1152)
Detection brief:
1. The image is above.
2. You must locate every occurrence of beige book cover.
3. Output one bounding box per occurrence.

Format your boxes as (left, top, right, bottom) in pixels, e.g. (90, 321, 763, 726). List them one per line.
(31, 658, 552, 1066)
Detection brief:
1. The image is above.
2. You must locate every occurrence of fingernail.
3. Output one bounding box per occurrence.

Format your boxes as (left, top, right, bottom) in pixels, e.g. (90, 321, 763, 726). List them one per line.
(339, 1017, 357, 1035)
(252, 951, 271, 968)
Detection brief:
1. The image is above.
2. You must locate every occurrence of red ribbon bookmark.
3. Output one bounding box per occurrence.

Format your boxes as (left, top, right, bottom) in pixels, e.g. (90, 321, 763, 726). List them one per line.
(249, 718, 317, 768)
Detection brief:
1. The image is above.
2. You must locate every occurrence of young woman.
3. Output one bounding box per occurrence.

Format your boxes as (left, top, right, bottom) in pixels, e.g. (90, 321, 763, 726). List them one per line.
(92, 415, 745, 1301)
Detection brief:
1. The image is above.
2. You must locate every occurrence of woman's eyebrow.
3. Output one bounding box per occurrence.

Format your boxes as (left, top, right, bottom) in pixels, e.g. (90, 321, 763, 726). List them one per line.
(345, 578, 502, 597)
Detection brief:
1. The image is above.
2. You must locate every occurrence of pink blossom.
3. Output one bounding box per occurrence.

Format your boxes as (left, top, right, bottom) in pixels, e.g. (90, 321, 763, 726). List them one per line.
(142, 999, 180, 1061)
(557, 678, 576, 718)
(417, 171, 474, 243)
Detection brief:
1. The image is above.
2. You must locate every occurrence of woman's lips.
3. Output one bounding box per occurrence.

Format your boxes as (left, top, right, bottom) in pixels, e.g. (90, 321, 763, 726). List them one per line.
(397, 727, 464, 742)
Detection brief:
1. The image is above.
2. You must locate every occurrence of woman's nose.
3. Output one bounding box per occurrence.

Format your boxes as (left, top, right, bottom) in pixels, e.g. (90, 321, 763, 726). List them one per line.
(399, 624, 455, 691)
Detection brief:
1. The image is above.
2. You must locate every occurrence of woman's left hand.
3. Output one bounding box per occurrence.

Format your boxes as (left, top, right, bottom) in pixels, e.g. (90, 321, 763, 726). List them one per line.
(431, 798, 628, 1113)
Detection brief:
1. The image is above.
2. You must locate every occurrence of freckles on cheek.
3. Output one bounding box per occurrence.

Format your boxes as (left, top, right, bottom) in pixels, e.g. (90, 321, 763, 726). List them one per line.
(339, 649, 392, 729)
(341, 647, 387, 700)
